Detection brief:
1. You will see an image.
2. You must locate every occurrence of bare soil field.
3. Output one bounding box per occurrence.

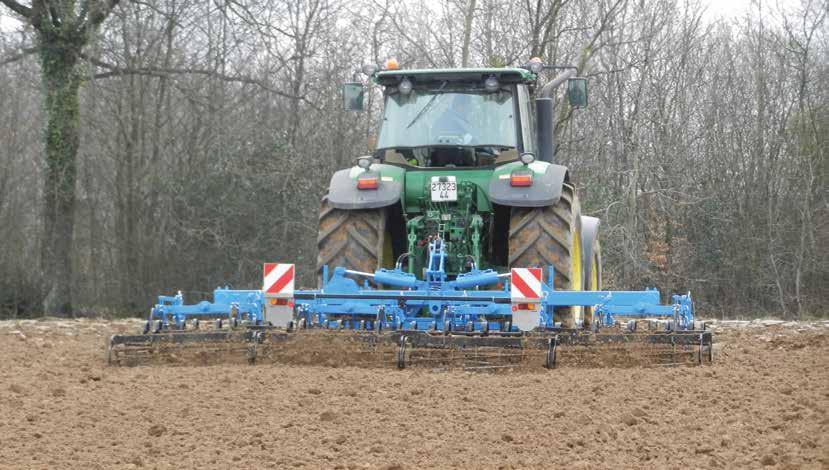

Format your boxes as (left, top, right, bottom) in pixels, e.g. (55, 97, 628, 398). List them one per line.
(0, 318, 827, 469)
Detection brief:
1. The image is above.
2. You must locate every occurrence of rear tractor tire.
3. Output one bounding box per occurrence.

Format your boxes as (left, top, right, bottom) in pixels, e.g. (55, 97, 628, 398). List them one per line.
(316, 196, 392, 287)
(508, 184, 584, 328)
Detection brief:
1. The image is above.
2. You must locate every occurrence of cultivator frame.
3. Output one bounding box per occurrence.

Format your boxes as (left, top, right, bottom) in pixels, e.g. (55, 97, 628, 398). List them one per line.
(109, 242, 713, 369)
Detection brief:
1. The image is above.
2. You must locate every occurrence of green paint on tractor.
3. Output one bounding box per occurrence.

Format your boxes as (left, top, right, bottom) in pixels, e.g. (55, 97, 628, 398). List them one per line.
(322, 63, 598, 318)
(402, 168, 495, 276)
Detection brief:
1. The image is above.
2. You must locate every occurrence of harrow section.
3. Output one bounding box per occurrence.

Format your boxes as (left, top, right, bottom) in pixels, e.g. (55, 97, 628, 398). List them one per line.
(392, 329, 713, 370)
(107, 328, 279, 366)
(108, 326, 712, 369)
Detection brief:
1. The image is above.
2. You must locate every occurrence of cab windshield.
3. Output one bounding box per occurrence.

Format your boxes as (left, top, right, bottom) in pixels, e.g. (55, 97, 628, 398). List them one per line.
(377, 88, 517, 150)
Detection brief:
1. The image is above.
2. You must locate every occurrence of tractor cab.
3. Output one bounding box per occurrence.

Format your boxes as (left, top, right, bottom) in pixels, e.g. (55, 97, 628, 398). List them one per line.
(345, 67, 540, 168)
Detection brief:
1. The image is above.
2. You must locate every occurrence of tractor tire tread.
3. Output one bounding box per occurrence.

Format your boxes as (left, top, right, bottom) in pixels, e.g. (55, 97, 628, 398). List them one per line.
(508, 184, 580, 289)
(316, 196, 386, 285)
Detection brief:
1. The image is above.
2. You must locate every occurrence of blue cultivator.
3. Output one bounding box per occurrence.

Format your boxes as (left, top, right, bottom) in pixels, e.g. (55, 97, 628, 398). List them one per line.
(109, 244, 712, 369)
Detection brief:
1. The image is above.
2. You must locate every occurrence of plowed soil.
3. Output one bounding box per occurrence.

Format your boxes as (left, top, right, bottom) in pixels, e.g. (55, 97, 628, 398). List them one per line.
(0, 318, 827, 469)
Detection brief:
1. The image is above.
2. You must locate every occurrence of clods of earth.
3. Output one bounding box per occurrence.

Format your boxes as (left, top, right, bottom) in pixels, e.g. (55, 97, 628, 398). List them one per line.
(0, 318, 827, 469)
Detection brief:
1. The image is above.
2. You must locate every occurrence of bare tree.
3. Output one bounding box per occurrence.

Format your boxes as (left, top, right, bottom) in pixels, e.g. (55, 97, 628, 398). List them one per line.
(0, 0, 121, 316)
(0, 0, 826, 319)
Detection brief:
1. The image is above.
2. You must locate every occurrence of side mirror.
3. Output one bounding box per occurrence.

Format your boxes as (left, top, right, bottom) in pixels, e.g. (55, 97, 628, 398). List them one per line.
(567, 78, 588, 108)
(343, 82, 365, 111)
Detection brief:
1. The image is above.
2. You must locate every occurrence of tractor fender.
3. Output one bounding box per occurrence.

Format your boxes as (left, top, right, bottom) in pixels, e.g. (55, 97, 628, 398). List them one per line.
(327, 164, 403, 210)
(580, 215, 601, 289)
(488, 161, 569, 207)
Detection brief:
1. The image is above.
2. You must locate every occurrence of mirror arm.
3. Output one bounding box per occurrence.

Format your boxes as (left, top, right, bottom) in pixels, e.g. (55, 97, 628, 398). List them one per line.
(538, 68, 577, 99)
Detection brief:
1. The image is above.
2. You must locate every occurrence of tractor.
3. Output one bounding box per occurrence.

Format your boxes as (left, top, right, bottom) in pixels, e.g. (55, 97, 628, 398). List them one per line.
(320, 59, 600, 329)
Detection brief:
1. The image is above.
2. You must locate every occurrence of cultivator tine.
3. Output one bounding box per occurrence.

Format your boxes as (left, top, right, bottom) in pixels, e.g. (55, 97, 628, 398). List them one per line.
(396, 335, 408, 370)
(544, 335, 559, 369)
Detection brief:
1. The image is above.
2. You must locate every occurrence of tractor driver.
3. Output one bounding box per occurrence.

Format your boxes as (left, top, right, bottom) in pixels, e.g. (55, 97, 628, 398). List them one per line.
(431, 94, 476, 166)
(434, 93, 474, 140)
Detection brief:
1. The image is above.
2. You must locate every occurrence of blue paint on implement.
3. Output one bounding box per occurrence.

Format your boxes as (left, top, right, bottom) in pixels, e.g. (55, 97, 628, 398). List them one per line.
(145, 241, 694, 333)
(293, 268, 694, 333)
(148, 288, 264, 331)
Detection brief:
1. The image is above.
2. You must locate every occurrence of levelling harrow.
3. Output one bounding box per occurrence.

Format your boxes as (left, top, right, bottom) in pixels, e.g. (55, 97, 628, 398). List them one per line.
(108, 242, 712, 369)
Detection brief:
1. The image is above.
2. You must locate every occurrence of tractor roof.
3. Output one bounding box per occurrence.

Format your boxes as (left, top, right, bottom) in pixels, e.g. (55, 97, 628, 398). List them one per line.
(375, 67, 537, 86)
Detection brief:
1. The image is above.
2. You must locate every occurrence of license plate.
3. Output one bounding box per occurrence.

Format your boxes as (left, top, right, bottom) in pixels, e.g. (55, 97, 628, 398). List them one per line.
(430, 176, 457, 202)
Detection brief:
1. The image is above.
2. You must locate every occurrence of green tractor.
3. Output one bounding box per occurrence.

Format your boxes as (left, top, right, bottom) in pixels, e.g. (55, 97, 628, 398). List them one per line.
(318, 60, 601, 328)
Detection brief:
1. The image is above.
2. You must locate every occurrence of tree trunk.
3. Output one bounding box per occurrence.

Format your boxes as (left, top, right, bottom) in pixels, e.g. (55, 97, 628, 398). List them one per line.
(460, 0, 476, 67)
(39, 35, 81, 317)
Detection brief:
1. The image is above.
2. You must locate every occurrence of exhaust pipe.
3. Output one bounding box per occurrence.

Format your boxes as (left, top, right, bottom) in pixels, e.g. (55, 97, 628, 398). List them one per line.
(535, 68, 577, 163)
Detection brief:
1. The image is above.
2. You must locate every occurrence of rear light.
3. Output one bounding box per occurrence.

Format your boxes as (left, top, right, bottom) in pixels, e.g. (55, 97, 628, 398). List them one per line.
(269, 298, 293, 307)
(510, 170, 533, 187)
(511, 303, 538, 311)
(357, 174, 379, 190)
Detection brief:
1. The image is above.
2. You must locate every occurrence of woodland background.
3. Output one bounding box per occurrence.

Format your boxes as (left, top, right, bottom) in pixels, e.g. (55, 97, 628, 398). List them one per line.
(0, 0, 826, 318)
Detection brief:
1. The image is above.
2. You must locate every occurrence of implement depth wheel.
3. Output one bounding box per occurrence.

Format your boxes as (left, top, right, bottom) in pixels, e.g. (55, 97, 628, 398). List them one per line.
(584, 237, 602, 327)
(508, 183, 584, 328)
(316, 196, 391, 287)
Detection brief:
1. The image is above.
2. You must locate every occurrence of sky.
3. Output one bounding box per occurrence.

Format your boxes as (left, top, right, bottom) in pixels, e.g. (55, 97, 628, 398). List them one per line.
(703, 0, 756, 19)
(0, 1, 788, 38)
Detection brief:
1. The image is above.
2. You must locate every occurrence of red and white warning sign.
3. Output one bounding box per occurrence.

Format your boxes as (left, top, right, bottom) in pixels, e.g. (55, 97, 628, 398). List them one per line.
(510, 267, 543, 302)
(510, 267, 543, 332)
(263, 263, 294, 297)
